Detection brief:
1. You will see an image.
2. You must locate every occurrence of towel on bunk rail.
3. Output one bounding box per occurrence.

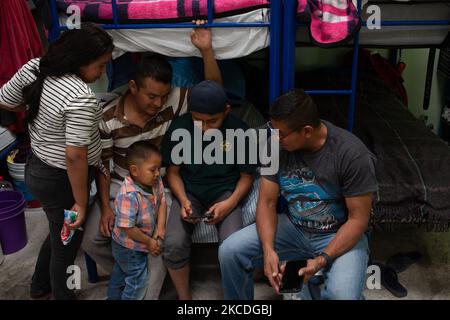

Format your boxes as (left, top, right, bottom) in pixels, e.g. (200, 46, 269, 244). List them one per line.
(56, 0, 270, 23)
(296, 0, 361, 47)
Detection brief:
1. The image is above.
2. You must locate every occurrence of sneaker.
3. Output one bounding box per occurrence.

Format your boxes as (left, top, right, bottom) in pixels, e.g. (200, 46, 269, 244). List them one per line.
(30, 290, 52, 300)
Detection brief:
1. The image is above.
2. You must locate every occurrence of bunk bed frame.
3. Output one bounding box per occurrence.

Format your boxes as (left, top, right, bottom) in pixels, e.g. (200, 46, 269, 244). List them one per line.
(45, 0, 450, 286)
(47, 0, 283, 284)
(282, 0, 450, 131)
(280, 0, 450, 235)
(48, 0, 282, 105)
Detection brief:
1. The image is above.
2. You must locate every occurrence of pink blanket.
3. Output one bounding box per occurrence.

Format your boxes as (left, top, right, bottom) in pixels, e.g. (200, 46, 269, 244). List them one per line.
(57, 0, 361, 47)
(297, 0, 361, 47)
(57, 0, 270, 22)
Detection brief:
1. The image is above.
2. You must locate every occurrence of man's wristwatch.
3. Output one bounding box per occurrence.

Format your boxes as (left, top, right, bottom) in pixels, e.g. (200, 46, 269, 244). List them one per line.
(317, 252, 334, 271)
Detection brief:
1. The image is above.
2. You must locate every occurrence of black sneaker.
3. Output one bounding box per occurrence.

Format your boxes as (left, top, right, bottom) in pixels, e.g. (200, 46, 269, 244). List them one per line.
(30, 289, 52, 300)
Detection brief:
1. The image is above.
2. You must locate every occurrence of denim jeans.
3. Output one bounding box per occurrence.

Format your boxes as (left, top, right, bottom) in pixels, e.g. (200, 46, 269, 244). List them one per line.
(107, 240, 149, 300)
(218, 213, 369, 300)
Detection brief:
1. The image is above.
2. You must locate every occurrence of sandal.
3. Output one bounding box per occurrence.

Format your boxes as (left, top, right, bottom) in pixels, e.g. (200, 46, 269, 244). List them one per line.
(374, 262, 407, 298)
(386, 251, 422, 273)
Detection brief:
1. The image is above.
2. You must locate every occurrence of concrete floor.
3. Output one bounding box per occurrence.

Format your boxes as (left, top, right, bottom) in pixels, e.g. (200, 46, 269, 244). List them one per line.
(1, 209, 449, 300)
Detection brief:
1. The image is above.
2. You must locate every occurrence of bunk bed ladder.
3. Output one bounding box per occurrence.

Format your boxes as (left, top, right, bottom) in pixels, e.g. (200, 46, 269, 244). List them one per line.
(282, 0, 362, 132)
(282, 1, 450, 133)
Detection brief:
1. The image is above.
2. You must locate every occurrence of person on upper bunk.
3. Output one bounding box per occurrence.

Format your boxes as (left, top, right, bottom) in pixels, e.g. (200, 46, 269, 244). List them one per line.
(161, 80, 257, 300)
(219, 89, 379, 300)
(81, 20, 222, 300)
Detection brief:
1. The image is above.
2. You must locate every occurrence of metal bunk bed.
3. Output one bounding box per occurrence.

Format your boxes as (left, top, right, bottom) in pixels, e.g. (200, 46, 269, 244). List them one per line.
(278, 2, 450, 297)
(281, 0, 450, 232)
(46, 0, 283, 284)
(282, 0, 450, 131)
(48, 0, 283, 105)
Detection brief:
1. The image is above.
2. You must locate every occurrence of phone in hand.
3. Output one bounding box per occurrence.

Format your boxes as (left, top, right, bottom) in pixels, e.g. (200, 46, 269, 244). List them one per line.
(279, 259, 307, 293)
(184, 211, 213, 222)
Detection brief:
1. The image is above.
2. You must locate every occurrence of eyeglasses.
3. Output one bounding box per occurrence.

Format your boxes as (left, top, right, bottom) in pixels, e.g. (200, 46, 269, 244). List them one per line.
(267, 121, 303, 140)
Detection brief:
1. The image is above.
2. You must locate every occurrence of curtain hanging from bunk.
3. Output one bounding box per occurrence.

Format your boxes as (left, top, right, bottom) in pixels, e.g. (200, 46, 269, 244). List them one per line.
(0, 0, 43, 133)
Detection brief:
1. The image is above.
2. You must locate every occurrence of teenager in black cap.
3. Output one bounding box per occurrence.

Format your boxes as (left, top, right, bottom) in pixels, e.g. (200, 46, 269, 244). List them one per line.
(161, 80, 257, 299)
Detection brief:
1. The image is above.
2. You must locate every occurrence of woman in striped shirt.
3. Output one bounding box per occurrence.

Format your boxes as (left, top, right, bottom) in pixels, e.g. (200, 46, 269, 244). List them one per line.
(0, 24, 114, 300)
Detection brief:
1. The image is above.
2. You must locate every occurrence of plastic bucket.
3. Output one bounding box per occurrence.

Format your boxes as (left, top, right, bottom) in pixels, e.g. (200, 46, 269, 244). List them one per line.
(0, 242, 4, 265)
(7, 162, 25, 169)
(0, 200, 26, 219)
(10, 174, 24, 182)
(7, 162, 25, 181)
(0, 208, 27, 254)
(7, 161, 25, 166)
(7, 165, 24, 171)
(0, 190, 24, 201)
(7, 163, 25, 174)
(0, 191, 25, 209)
(7, 168, 25, 174)
(0, 200, 20, 209)
(8, 168, 24, 176)
(0, 191, 25, 221)
(8, 165, 24, 176)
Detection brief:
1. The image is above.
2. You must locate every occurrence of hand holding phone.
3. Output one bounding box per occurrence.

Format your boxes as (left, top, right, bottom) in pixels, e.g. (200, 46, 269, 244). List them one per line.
(184, 211, 213, 222)
(279, 260, 307, 293)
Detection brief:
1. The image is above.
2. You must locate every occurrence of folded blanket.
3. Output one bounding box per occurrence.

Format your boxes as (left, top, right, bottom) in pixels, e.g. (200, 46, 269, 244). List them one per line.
(297, 0, 361, 47)
(57, 0, 269, 23)
(57, 0, 361, 47)
(355, 76, 450, 232)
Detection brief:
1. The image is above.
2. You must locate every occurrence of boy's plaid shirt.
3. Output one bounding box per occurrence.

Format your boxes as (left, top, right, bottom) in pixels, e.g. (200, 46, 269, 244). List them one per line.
(112, 175, 165, 252)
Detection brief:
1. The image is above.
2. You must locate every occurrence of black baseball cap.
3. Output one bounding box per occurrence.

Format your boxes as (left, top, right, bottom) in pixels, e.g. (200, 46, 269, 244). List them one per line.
(188, 80, 228, 114)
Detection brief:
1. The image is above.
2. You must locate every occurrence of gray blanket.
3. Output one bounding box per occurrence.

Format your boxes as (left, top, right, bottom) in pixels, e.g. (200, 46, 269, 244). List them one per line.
(309, 73, 450, 231)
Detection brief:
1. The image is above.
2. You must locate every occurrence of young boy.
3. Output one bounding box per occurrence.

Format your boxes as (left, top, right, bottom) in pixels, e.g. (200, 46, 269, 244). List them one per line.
(107, 141, 167, 300)
(161, 80, 257, 299)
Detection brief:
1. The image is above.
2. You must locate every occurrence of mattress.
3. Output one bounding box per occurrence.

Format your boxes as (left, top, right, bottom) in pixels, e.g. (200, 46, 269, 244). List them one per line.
(296, 1, 450, 46)
(58, 8, 270, 59)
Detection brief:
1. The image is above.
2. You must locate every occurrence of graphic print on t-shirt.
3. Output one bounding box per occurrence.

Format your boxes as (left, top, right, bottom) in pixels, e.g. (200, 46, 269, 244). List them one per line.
(279, 159, 345, 232)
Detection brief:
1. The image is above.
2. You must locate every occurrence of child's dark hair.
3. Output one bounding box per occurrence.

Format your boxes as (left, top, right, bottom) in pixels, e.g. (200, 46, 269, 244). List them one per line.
(126, 141, 161, 167)
(23, 23, 114, 124)
(134, 54, 173, 88)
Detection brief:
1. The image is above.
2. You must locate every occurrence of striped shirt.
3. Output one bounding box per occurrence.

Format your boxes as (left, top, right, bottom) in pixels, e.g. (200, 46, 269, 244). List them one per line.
(0, 58, 102, 170)
(112, 175, 165, 252)
(100, 87, 188, 180)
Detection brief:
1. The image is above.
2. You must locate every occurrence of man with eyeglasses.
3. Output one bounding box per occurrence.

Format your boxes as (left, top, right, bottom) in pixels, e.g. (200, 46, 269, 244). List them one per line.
(219, 88, 378, 300)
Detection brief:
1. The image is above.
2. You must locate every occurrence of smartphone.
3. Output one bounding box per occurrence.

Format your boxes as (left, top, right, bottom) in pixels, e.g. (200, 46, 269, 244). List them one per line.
(279, 259, 307, 293)
(185, 211, 213, 221)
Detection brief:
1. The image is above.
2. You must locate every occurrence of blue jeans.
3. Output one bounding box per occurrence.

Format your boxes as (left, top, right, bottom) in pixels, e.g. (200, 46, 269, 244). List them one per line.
(107, 241, 149, 300)
(219, 214, 369, 300)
